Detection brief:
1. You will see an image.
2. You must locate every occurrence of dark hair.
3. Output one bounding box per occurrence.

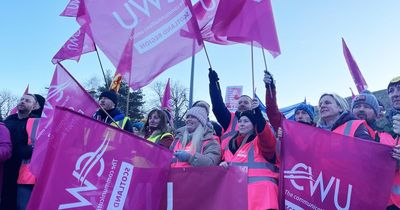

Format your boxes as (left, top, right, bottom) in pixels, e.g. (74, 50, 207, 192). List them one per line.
(25, 93, 38, 104)
(141, 108, 169, 136)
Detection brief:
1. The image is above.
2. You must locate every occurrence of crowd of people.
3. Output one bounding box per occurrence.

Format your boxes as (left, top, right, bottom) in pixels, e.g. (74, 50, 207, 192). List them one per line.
(0, 70, 399, 210)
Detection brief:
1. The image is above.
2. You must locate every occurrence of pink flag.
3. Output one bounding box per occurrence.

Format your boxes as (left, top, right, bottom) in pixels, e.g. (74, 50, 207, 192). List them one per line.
(9, 85, 29, 115)
(29, 64, 100, 176)
(212, 0, 281, 57)
(193, 0, 233, 45)
(159, 167, 248, 210)
(281, 120, 395, 209)
(342, 38, 368, 93)
(27, 107, 172, 210)
(161, 78, 172, 112)
(60, 0, 81, 17)
(80, 0, 203, 90)
(51, 24, 95, 64)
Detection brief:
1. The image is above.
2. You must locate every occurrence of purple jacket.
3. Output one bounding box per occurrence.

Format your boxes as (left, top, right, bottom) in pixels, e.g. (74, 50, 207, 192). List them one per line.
(0, 123, 12, 197)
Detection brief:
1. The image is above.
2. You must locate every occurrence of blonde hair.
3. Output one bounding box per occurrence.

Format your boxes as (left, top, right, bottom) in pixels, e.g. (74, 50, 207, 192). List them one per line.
(180, 125, 206, 153)
(319, 93, 349, 111)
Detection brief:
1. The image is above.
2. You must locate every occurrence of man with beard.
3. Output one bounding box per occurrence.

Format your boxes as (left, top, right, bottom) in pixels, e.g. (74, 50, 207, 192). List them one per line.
(351, 90, 394, 142)
(209, 69, 259, 148)
(387, 76, 400, 138)
(93, 90, 133, 133)
(1, 94, 37, 210)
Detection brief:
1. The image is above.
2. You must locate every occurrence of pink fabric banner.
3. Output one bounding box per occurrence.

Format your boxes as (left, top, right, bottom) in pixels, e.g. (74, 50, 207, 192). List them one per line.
(9, 85, 29, 115)
(81, 0, 203, 90)
(281, 120, 396, 210)
(212, 0, 281, 57)
(161, 78, 171, 112)
(342, 38, 368, 93)
(60, 0, 81, 17)
(29, 64, 100, 176)
(27, 107, 172, 210)
(52, 24, 96, 64)
(193, 0, 232, 45)
(159, 166, 248, 210)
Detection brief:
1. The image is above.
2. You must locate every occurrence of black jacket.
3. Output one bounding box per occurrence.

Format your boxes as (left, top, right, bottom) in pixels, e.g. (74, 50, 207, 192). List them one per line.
(1, 114, 33, 209)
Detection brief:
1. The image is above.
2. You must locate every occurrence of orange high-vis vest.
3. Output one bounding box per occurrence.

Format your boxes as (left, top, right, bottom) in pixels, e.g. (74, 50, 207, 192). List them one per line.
(332, 120, 367, 137)
(223, 137, 279, 210)
(220, 113, 238, 150)
(170, 139, 210, 168)
(17, 118, 40, 184)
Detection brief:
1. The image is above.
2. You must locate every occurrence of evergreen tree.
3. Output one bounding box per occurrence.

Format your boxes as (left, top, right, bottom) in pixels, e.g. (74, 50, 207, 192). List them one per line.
(95, 72, 145, 121)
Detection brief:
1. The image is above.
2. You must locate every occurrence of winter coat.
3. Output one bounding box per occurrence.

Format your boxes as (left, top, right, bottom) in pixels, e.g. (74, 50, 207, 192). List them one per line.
(170, 126, 221, 167)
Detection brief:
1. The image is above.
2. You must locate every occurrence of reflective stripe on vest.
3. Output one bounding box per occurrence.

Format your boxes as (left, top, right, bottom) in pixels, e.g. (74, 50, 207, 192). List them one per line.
(111, 117, 128, 129)
(221, 113, 238, 141)
(333, 120, 365, 137)
(148, 132, 172, 144)
(230, 144, 278, 184)
(18, 118, 40, 184)
(343, 120, 354, 136)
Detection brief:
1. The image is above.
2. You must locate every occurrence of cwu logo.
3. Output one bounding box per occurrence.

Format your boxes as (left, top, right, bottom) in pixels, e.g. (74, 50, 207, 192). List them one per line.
(284, 163, 352, 210)
(58, 132, 112, 209)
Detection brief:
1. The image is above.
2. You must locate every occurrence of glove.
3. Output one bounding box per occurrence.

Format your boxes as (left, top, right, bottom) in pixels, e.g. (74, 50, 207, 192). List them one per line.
(208, 68, 219, 83)
(393, 114, 400, 135)
(263, 70, 275, 89)
(174, 150, 192, 162)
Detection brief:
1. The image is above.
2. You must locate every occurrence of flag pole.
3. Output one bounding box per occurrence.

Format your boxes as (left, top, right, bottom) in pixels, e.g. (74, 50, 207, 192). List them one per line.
(251, 42, 255, 97)
(202, 42, 213, 70)
(57, 62, 122, 129)
(94, 45, 108, 87)
(262, 48, 273, 97)
(189, 38, 196, 108)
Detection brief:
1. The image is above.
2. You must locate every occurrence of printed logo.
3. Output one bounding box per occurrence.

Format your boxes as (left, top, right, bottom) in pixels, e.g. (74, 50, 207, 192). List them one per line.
(284, 163, 352, 210)
(58, 132, 112, 209)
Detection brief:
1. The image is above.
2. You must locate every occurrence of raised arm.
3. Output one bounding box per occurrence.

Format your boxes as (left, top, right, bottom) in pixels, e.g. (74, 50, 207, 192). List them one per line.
(209, 68, 231, 130)
(264, 71, 284, 133)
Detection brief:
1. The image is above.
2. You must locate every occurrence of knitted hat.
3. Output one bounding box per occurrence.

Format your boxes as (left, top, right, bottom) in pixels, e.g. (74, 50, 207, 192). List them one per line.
(388, 76, 400, 92)
(238, 110, 257, 126)
(351, 90, 379, 115)
(193, 100, 210, 116)
(186, 106, 208, 126)
(294, 103, 315, 119)
(99, 90, 118, 106)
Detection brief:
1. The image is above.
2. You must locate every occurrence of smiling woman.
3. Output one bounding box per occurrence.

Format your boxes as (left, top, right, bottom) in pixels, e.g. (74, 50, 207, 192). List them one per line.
(317, 93, 373, 140)
(170, 106, 221, 168)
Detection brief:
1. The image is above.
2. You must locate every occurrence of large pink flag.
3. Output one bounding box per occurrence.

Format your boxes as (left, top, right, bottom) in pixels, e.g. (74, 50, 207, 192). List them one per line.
(29, 64, 100, 176)
(193, 0, 233, 45)
(281, 120, 395, 209)
(342, 38, 368, 93)
(212, 0, 281, 57)
(51, 24, 96, 64)
(159, 167, 248, 210)
(28, 107, 172, 210)
(80, 0, 203, 90)
(9, 85, 29, 115)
